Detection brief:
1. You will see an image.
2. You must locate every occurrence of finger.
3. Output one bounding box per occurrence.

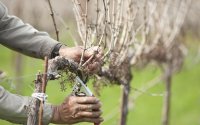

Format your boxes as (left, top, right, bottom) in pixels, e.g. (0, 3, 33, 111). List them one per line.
(84, 48, 95, 59)
(84, 46, 102, 59)
(93, 47, 103, 60)
(88, 62, 98, 71)
(78, 103, 102, 111)
(76, 117, 104, 124)
(76, 96, 100, 104)
(97, 47, 103, 56)
(76, 111, 102, 118)
(87, 62, 101, 74)
(83, 117, 104, 123)
(96, 53, 103, 59)
(94, 52, 103, 63)
(65, 96, 78, 105)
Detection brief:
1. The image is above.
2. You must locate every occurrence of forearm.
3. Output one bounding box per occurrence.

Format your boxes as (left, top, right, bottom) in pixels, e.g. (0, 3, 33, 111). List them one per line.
(0, 86, 53, 124)
(0, 2, 62, 59)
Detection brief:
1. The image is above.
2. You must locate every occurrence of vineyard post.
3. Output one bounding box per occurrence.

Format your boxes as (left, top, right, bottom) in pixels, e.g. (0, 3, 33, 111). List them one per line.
(38, 57, 49, 125)
(27, 73, 43, 125)
(120, 83, 131, 125)
(27, 57, 48, 125)
(162, 65, 172, 125)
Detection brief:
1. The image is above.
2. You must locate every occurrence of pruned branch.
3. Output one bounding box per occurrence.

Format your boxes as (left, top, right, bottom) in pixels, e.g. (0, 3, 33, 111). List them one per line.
(46, 0, 192, 125)
(162, 64, 172, 125)
(47, 0, 59, 41)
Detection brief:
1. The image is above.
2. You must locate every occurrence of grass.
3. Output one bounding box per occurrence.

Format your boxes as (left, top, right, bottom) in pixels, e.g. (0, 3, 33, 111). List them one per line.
(0, 41, 200, 125)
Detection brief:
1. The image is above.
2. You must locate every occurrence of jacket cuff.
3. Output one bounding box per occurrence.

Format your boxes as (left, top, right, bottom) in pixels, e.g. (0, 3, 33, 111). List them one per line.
(50, 43, 63, 59)
(39, 36, 62, 59)
(42, 103, 54, 125)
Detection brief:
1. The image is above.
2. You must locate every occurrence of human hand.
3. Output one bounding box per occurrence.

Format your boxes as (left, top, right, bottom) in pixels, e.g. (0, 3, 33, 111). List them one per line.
(59, 46, 103, 73)
(51, 96, 103, 124)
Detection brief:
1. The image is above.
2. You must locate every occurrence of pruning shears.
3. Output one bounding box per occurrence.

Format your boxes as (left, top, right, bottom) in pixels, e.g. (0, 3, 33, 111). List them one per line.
(71, 69, 93, 96)
(71, 75, 93, 96)
(71, 72, 100, 125)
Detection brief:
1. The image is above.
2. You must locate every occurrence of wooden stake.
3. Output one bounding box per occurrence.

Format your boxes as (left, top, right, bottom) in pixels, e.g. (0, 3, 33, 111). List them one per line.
(120, 83, 130, 125)
(162, 65, 172, 125)
(27, 73, 43, 125)
(38, 57, 49, 125)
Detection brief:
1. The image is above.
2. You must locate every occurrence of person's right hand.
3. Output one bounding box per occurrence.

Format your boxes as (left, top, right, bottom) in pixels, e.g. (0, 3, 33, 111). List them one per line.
(51, 96, 103, 124)
(59, 46, 103, 73)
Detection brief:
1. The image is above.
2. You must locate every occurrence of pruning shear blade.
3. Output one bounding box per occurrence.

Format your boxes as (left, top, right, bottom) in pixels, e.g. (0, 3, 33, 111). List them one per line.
(71, 76, 93, 96)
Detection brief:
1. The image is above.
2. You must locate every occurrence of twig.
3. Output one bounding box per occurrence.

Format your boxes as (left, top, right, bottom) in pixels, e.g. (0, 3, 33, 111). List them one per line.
(27, 73, 43, 125)
(102, 0, 113, 50)
(43, 2, 78, 46)
(79, 0, 88, 67)
(102, 0, 107, 47)
(38, 57, 49, 125)
(48, 56, 79, 80)
(47, 0, 59, 41)
(82, 54, 95, 67)
(166, 0, 192, 49)
(73, 2, 86, 43)
(96, 0, 100, 40)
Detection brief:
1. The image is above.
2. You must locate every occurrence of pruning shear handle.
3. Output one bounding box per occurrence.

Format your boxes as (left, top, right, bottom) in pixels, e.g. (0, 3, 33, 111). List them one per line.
(71, 76, 93, 96)
(71, 76, 100, 125)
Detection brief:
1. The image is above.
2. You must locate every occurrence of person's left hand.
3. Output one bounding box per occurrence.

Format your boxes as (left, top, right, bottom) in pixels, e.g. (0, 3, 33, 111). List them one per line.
(59, 46, 103, 73)
(51, 96, 103, 124)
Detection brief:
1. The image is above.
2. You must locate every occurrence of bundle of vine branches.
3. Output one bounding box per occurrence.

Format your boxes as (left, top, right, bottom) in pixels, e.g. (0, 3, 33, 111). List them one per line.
(46, 0, 191, 125)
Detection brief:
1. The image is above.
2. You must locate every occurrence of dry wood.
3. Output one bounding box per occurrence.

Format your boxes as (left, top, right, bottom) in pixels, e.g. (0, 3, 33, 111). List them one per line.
(120, 84, 130, 125)
(38, 57, 49, 125)
(162, 65, 172, 125)
(47, 0, 59, 41)
(45, 0, 191, 125)
(27, 73, 43, 125)
(70, 1, 190, 125)
(79, 0, 89, 67)
(27, 57, 49, 125)
(48, 56, 79, 80)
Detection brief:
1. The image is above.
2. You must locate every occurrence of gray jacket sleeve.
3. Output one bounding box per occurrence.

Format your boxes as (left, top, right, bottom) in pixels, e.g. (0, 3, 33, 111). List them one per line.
(0, 86, 53, 124)
(0, 2, 61, 59)
(0, 2, 59, 124)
